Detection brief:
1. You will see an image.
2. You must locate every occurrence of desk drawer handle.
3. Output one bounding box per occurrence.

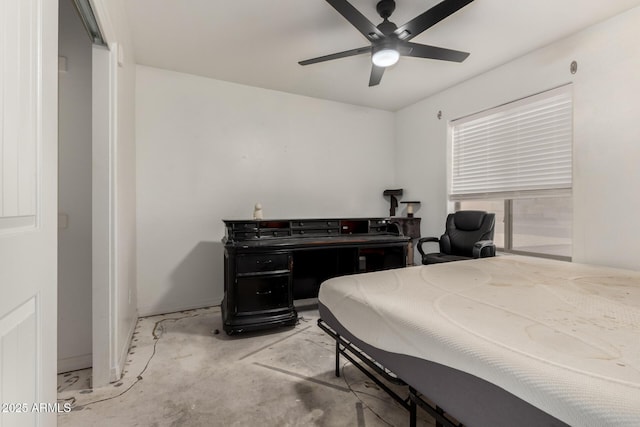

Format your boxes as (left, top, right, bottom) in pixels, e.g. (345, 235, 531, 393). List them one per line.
(256, 259, 273, 264)
(256, 290, 272, 296)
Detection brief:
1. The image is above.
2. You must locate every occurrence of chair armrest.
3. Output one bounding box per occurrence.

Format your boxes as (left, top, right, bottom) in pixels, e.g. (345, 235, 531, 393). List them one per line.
(417, 237, 439, 256)
(473, 240, 496, 258)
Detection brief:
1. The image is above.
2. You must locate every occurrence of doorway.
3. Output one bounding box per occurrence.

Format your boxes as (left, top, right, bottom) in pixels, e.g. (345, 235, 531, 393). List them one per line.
(57, 0, 93, 375)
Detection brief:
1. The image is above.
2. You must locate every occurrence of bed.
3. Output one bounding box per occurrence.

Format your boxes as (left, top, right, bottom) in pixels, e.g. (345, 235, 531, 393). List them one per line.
(317, 255, 640, 427)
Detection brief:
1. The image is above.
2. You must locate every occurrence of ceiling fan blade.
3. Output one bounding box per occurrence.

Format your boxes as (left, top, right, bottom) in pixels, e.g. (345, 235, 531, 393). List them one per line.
(369, 65, 385, 87)
(394, 0, 474, 41)
(326, 0, 384, 42)
(299, 46, 372, 66)
(402, 42, 469, 62)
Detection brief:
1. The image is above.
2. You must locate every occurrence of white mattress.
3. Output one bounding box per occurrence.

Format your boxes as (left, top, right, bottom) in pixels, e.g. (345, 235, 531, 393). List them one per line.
(318, 255, 640, 427)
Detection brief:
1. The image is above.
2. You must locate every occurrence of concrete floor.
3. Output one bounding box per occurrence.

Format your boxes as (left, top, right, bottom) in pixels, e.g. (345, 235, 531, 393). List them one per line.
(57, 305, 435, 426)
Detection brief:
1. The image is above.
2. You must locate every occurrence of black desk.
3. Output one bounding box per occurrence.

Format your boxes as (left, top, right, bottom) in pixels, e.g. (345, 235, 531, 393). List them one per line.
(221, 218, 410, 334)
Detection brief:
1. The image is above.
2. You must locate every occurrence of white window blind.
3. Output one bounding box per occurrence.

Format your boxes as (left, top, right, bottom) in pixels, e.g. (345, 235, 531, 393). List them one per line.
(450, 85, 572, 201)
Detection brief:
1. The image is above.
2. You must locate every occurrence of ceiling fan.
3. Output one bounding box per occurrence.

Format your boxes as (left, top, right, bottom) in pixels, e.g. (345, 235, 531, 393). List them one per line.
(299, 0, 474, 86)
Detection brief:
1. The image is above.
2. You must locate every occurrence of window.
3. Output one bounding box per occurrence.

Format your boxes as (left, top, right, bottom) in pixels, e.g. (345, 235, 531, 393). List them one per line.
(450, 86, 573, 260)
(456, 198, 572, 259)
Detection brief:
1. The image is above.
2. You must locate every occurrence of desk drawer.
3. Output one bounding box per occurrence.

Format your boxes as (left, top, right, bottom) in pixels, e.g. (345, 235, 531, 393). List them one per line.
(232, 231, 259, 240)
(369, 219, 391, 234)
(232, 222, 259, 231)
(291, 220, 339, 229)
(236, 275, 290, 313)
(237, 253, 289, 273)
(259, 229, 290, 238)
(292, 228, 340, 236)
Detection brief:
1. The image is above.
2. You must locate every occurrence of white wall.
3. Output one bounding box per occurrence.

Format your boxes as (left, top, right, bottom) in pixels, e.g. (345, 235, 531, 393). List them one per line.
(136, 66, 395, 316)
(395, 6, 640, 271)
(111, 0, 138, 381)
(58, 0, 92, 373)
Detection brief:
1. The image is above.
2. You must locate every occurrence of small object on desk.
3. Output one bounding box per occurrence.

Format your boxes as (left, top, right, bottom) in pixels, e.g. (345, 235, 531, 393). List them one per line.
(383, 189, 403, 217)
(400, 201, 421, 218)
(253, 202, 263, 220)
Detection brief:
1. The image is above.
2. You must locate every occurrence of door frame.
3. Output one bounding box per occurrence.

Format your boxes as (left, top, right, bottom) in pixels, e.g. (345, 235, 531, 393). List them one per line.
(91, 41, 119, 387)
(86, 0, 120, 387)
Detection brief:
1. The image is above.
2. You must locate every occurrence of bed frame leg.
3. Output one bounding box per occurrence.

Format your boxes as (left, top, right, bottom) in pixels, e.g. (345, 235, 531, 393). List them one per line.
(410, 396, 417, 427)
(335, 335, 340, 377)
(436, 406, 445, 427)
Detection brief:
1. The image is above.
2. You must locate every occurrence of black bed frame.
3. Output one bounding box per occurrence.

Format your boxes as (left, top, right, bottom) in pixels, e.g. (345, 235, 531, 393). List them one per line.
(317, 307, 569, 427)
(318, 319, 462, 427)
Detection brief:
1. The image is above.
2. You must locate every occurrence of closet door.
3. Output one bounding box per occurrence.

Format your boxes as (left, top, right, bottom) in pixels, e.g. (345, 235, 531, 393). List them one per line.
(0, 0, 58, 424)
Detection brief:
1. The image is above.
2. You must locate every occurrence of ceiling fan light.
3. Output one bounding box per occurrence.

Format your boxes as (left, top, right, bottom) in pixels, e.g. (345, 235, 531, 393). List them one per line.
(372, 48, 400, 67)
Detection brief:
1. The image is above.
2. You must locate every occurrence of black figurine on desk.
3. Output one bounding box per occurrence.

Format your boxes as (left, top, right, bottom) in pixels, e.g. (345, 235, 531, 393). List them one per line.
(383, 189, 403, 217)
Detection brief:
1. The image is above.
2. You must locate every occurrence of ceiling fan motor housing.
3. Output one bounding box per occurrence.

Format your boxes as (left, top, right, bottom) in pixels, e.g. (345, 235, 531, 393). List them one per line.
(377, 20, 398, 36)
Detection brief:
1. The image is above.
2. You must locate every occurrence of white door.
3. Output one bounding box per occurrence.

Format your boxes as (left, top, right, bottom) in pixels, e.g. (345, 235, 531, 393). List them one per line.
(0, 0, 58, 425)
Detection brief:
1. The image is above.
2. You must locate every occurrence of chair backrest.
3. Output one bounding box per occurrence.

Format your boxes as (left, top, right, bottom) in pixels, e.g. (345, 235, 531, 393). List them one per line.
(441, 210, 495, 257)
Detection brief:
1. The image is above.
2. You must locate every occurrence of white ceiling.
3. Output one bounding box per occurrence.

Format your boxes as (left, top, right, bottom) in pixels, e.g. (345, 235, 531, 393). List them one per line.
(124, 0, 640, 111)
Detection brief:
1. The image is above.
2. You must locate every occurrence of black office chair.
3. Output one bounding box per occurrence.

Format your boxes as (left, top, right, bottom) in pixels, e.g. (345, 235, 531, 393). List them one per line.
(417, 210, 496, 264)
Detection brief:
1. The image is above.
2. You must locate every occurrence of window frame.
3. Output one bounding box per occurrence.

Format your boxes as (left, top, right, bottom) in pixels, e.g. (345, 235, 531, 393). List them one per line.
(448, 85, 574, 262)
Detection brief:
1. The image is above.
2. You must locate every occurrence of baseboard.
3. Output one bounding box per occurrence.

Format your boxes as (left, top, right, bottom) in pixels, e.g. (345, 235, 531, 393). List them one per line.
(57, 353, 92, 374)
(137, 297, 220, 318)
